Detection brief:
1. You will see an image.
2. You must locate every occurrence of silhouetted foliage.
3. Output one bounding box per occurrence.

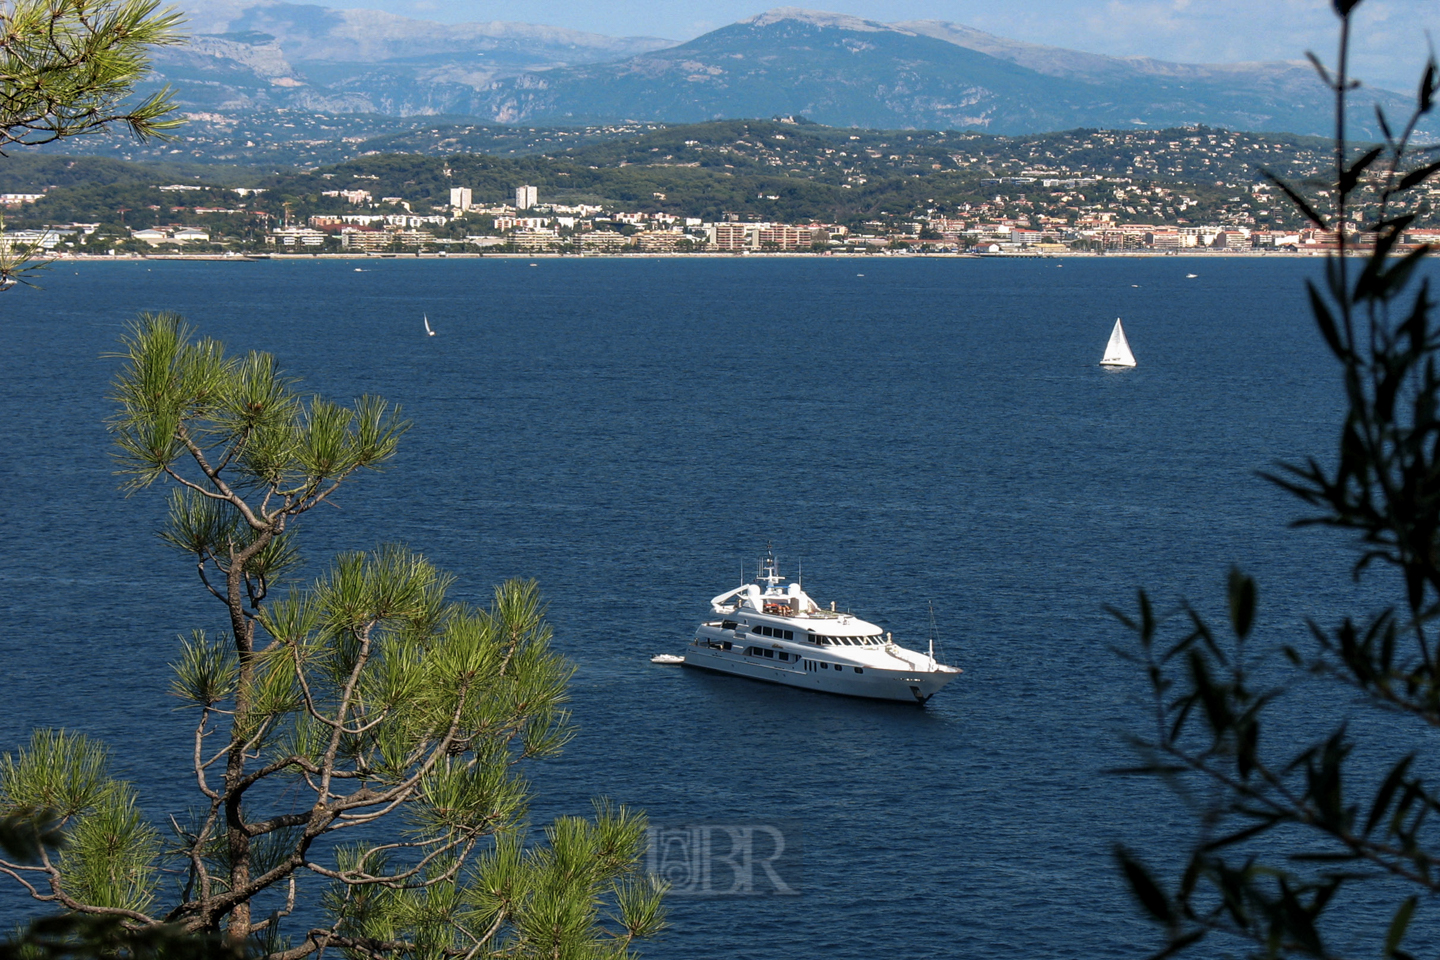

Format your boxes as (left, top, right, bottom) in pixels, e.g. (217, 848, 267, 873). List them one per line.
(1113, 2, 1440, 957)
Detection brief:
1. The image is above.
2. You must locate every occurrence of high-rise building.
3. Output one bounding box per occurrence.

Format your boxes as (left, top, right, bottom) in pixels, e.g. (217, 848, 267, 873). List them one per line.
(449, 186, 472, 211)
(515, 185, 537, 210)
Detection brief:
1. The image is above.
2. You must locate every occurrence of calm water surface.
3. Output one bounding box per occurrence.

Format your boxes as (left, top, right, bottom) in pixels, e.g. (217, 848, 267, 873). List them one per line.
(0, 256, 1411, 956)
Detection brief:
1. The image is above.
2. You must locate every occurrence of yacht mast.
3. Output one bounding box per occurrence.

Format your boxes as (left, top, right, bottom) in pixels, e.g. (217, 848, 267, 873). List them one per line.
(928, 601, 938, 665)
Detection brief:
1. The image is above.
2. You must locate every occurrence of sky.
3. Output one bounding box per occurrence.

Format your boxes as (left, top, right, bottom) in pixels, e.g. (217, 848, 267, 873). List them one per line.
(189, 0, 1439, 93)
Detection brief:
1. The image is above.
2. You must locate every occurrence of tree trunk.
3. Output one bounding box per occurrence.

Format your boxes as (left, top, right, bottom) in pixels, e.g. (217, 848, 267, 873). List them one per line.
(220, 529, 270, 936)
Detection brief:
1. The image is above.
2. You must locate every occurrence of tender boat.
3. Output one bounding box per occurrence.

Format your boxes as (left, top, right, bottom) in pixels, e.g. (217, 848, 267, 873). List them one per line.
(684, 551, 962, 704)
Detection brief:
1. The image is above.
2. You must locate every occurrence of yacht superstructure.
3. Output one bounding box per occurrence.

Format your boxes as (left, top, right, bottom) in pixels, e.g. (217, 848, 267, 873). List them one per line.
(684, 551, 962, 704)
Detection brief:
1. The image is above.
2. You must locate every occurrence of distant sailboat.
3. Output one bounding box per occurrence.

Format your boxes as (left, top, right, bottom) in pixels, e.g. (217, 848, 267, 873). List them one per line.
(423, 313, 435, 336)
(1100, 318, 1136, 368)
(1186, 273, 1198, 279)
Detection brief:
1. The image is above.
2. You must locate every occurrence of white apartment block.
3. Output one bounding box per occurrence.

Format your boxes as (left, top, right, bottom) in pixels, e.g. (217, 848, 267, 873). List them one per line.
(515, 185, 538, 210)
(0, 229, 60, 249)
(494, 216, 553, 232)
(269, 227, 326, 247)
(321, 189, 372, 205)
(578, 231, 628, 251)
(512, 227, 558, 250)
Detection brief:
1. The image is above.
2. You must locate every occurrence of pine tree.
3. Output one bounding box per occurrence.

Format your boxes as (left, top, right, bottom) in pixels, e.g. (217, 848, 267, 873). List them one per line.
(0, 0, 182, 287)
(0, 314, 666, 956)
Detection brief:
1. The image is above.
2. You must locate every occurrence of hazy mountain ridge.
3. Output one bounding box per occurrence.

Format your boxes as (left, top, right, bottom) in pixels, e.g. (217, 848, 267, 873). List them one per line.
(218, 3, 673, 64)
(469, 10, 1415, 137)
(893, 16, 1330, 111)
(141, 3, 1424, 137)
(471, 18, 1085, 129)
(150, 1, 676, 113)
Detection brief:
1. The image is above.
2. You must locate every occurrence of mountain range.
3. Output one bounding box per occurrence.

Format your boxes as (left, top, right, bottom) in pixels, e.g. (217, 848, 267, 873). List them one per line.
(143, 3, 1426, 139)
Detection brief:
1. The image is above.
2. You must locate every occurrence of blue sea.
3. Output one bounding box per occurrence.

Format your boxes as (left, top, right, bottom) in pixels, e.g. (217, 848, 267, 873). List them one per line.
(0, 255, 1419, 955)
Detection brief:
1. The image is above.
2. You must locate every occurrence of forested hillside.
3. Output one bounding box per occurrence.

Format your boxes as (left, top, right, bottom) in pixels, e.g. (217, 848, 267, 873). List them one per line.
(0, 120, 1352, 234)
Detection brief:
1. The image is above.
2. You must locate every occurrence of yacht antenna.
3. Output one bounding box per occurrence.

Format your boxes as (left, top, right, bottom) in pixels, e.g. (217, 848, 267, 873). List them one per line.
(927, 601, 940, 664)
(757, 544, 783, 590)
(798, 558, 803, 589)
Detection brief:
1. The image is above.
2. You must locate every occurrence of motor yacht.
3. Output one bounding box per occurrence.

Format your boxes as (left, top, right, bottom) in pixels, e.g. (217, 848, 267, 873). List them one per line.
(683, 551, 962, 704)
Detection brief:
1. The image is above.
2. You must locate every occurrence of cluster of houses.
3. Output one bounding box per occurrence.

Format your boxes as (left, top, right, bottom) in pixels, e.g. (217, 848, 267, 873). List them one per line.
(256, 185, 1440, 254)
(7, 180, 1440, 255)
(113, 214, 1440, 256)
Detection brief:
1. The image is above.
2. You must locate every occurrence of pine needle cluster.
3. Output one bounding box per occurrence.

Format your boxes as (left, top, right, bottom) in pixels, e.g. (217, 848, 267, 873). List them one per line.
(0, 315, 666, 957)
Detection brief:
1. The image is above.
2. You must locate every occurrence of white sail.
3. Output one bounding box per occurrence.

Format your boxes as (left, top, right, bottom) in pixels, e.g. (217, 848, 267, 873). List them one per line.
(423, 313, 435, 336)
(1100, 318, 1136, 368)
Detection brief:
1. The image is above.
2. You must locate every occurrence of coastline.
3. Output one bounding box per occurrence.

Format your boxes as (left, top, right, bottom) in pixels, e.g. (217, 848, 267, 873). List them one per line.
(46, 248, 1342, 263)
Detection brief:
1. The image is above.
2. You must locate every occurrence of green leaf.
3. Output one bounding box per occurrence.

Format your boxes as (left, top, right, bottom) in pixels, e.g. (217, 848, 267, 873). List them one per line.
(1261, 169, 1329, 229)
(1385, 895, 1417, 957)
(1339, 146, 1384, 194)
(1116, 847, 1173, 923)
(1368, 755, 1415, 835)
(169, 631, 238, 706)
(0, 730, 112, 818)
(1306, 51, 1334, 89)
(1398, 160, 1440, 191)
(615, 874, 669, 939)
(1149, 930, 1206, 959)
(62, 781, 160, 913)
(1138, 589, 1155, 646)
(1227, 568, 1257, 641)
(1375, 104, 1394, 145)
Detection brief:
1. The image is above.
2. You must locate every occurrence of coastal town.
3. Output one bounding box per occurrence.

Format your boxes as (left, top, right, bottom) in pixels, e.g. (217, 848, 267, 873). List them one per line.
(5, 180, 1436, 257)
(9, 0, 1440, 957)
(3, 120, 1438, 257)
(262, 180, 1440, 255)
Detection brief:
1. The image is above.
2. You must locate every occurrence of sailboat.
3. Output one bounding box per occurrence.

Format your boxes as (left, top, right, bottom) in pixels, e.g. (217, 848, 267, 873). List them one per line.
(423, 313, 435, 337)
(1100, 318, 1136, 368)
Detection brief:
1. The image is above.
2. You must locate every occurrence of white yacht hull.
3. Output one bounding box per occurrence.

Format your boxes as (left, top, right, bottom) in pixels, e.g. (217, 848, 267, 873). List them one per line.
(685, 624, 960, 704)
